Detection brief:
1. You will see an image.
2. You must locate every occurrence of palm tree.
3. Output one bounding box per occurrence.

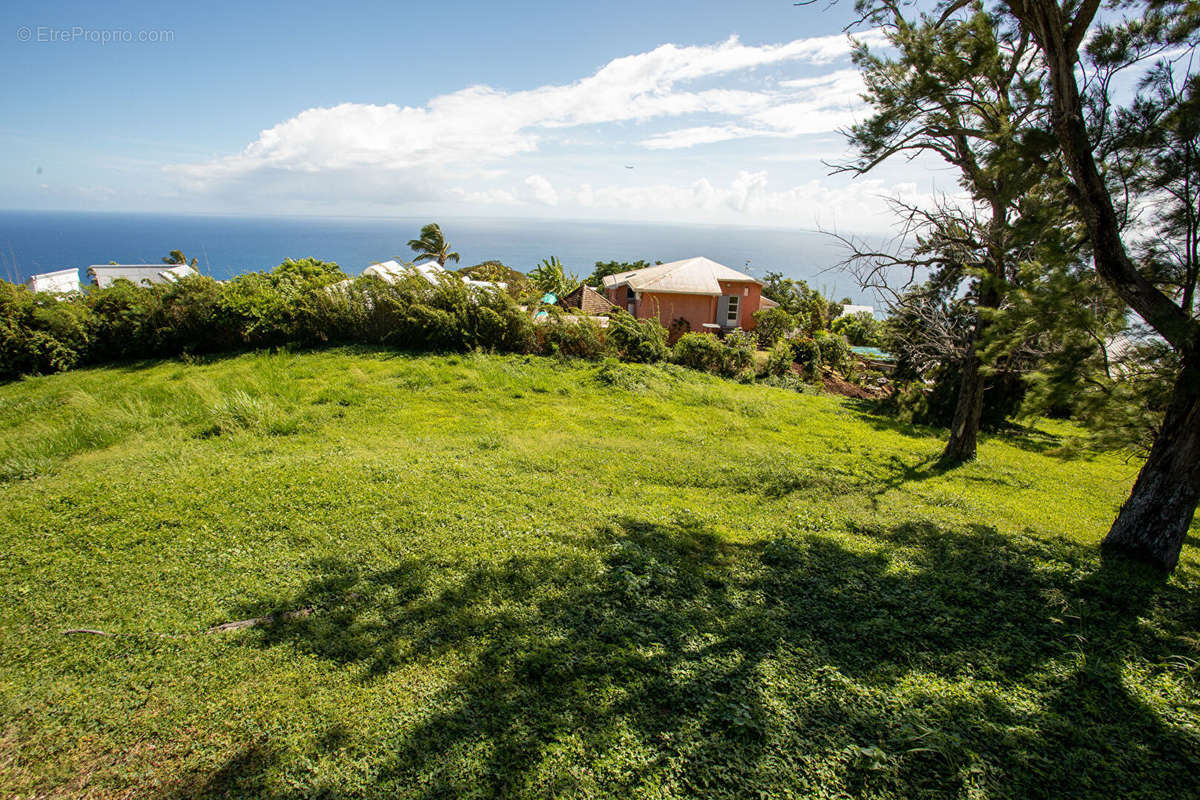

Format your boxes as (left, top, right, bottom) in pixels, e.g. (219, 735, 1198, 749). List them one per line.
(529, 256, 580, 298)
(162, 249, 198, 267)
(406, 223, 460, 267)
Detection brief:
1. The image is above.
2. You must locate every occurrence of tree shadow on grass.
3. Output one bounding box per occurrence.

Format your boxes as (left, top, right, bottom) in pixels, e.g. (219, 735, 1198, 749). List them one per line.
(180, 519, 1200, 799)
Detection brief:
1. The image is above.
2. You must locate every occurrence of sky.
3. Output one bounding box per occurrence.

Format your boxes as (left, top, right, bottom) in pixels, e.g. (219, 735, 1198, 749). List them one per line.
(0, 0, 955, 234)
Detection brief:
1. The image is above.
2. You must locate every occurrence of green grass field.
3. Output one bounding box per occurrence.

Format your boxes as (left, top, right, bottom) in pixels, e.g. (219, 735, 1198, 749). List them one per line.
(1, 348, 1197, 799)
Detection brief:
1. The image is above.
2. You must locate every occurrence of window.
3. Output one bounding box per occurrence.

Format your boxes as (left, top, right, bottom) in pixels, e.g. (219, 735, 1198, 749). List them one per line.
(725, 295, 739, 324)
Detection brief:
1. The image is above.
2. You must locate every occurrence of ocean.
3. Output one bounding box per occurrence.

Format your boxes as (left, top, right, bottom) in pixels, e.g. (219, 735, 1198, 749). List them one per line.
(0, 210, 871, 303)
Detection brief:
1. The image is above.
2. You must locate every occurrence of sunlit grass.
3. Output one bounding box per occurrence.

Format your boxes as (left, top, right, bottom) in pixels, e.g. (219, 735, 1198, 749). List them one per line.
(0, 347, 1196, 799)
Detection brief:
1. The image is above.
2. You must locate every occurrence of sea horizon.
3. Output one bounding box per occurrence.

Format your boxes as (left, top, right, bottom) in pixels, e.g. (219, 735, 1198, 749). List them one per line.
(0, 209, 877, 304)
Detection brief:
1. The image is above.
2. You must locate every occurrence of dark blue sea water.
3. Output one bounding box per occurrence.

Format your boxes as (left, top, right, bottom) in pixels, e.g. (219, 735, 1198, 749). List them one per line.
(0, 210, 871, 302)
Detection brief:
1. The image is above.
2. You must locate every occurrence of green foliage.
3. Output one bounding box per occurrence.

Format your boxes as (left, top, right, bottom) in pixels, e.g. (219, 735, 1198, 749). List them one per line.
(831, 311, 883, 347)
(457, 261, 532, 297)
(765, 338, 795, 377)
(721, 328, 757, 377)
(672, 332, 725, 373)
(528, 256, 580, 298)
(161, 249, 198, 267)
(672, 330, 755, 377)
(406, 223, 460, 266)
(760, 272, 837, 332)
(606, 310, 669, 363)
(814, 330, 852, 373)
(0, 283, 93, 378)
(535, 308, 607, 360)
(752, 306, 796, 348)
(791, 336, 823, 377)
(0, 349, 1192, 799)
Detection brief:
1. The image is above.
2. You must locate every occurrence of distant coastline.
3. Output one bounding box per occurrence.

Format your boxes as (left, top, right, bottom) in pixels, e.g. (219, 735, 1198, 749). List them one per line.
(0, 210, 870, 303)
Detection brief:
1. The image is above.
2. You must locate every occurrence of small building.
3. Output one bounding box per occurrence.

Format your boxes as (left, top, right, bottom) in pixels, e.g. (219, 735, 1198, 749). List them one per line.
(601, 257, 764, 333)
(88, 264, 198, 289)
(362, 260, 505, 291)
(558, 284, 614, 315)
(26, 268, 80, 294)
(837, 304, 875, 318)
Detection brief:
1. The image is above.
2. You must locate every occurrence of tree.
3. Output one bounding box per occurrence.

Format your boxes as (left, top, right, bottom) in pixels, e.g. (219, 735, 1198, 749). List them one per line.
(760, 272, 839, 332)
(162, 250, 197, 268)
(528, 257, 580, 297)
(406, 223, 460, 267)
(840, 1, 1062, 465)
(994, 0, 1200, 570)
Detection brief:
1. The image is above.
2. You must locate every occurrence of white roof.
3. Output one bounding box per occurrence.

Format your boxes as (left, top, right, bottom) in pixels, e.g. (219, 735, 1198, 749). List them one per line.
(362, 259, 504, 291)
(601, 257, 760, 296)
(26, 268, 80, 294)
(88, 264, 198, 288)
(838, 304, 875, 318)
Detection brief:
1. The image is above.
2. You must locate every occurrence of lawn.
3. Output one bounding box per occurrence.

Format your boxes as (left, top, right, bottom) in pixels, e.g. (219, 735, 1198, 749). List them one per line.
(0, 348, 1197, 799)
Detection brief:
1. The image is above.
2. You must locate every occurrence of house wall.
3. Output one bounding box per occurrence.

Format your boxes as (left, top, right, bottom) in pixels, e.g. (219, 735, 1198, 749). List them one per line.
(717, 280, 763, 330)
(606, 280, 763, 333)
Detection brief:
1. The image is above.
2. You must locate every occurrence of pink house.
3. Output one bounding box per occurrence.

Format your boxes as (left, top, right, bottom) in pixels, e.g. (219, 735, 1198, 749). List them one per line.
(601, 257, 765, 336)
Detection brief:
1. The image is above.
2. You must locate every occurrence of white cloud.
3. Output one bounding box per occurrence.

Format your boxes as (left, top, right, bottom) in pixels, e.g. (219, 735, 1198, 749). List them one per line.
(168, 32, 877, 190)
(523, 174, 559, 206)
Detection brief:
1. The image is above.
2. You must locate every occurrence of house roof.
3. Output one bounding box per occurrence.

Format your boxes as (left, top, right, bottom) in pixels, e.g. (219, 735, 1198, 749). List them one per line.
(26, 268, 80, 294)
(759, 295, 779, 309)
(362, 259, 505, 291)
(88, 264, 198, 288)
(558, 284, 613, 314)
(601, 257, 761, 296)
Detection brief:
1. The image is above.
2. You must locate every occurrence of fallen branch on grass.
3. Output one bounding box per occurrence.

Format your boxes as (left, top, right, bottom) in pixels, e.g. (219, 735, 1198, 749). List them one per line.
(61, 607, 313, 638)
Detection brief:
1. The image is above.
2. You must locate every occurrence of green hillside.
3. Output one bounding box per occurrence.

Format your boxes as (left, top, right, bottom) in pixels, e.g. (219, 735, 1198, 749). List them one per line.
(1, 349, 1197, 798)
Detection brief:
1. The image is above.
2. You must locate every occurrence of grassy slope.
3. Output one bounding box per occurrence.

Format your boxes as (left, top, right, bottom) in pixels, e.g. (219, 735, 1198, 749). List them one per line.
(0, 348, 1196, 799)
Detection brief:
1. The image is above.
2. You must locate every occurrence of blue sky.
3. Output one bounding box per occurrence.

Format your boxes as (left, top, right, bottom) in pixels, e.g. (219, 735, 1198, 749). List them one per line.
(0, 0, 949, 232)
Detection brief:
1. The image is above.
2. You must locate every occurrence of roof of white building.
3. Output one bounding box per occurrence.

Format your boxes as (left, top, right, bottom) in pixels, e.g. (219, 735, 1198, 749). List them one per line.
(87, 264, 198, 288)
(838, 304, 876, 318)
(26, 268, 80, 294)
(362, 259, 505, 290)
(601, 257, 761, 296)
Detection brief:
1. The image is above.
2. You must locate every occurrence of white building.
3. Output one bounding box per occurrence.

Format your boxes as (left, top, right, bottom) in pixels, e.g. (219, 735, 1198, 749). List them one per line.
(837, 304, 876, 318)
(361, 260, 505, 291)
(87, 264, 199, 288)
(26, 268, 81, 294)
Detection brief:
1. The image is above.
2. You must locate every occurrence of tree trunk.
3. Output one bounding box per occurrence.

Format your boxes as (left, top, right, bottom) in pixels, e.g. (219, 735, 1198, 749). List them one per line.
(941, 325, 986, 465)
(1103, 357, 1200, 571)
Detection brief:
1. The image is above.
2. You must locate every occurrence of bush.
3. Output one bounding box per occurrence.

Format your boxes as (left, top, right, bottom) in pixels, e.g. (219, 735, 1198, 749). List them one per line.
(765, 339, 795, 377)
(536, 309, 607, 360)
(672, 332, 725, 372)
(721, 328, 757, 377)
(752, 306, 796, 348)
(0, 284, 94, 378)
(814, 331, 851, 372)
(791, 336, 822, 377)
(606, 311, 669, 363)
(831, 311, 883, 347)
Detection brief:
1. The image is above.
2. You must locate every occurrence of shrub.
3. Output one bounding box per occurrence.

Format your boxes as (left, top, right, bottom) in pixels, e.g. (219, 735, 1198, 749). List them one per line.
(0, 284, 95, 378)
(791, 336, 822, 377)
(86, 280, 164, 361)
(606, 311, 669, 363)
(814, 331, 851, 372)
(668, 316, 691, 342)
(831, 311, 883, 347)
(672, 332, 725, 372)
(765, 339, 795, 377)
(150, 275, 235, 354)
(752, 306, 796, 348)
(721, 328, 757, 377)
(536, 309, 607, 360)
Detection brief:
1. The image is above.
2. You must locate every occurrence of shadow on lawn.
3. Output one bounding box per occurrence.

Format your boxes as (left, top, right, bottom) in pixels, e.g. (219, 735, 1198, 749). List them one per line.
(181, 519, 1200, 799)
